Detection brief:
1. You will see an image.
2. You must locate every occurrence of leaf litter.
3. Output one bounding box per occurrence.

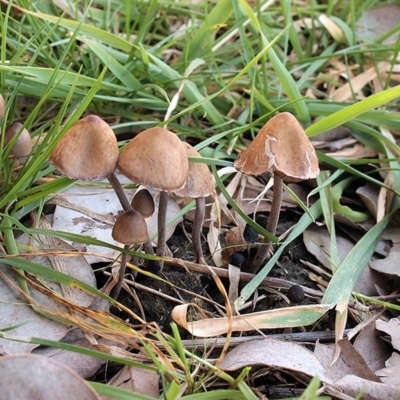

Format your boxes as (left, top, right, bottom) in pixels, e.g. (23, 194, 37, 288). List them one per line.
(2, 3, 400, 399)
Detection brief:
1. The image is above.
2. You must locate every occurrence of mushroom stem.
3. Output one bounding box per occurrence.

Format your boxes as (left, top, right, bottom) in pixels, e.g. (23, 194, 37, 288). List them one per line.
(193, 197, 206, 264)
(156, 191, 168, 270)
(108, 172, 155, 298)
(249, 175, 283, 274)
(113, 250, 129, 298)
(107, 172, 131, 212)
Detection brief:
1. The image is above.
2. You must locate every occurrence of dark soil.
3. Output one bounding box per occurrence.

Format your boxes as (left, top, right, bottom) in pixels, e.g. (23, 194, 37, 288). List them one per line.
(108, 208, 326, 339)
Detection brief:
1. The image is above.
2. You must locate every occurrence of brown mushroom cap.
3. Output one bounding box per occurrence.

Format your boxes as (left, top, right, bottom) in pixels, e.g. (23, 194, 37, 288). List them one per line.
(50, 115, 119, 181)
(5, 122, 32, 157)
(131, 189, 155, 218)
(174, 142, 214, 198)
(0, 94, 5, 119)
(117, 127, 189, 191)
(234, 112, 320, 182)
(112, 210, 149, 245)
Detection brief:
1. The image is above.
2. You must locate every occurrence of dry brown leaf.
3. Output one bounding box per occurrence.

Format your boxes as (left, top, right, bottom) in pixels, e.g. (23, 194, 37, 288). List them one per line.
(34, 328, 105, 378)
(326, 143, 377, 159)
(356, 183, 380, 220)
(356, 4, 400, 44)
(0, 264, 69, 354)
(101, 365, 159, 399)
(370, 243, 400, 278)
(220, 337, 333, 384)
(332, 65, 378, 102)
(303, 225, 382, 296)
(335, 374, 400, 399)
(171, 303, 330, 337)
(0, 354, 99, 400)
(375, 352, 400, 390)
(353, 321, 391, 372)
(376, 318, 400, 351)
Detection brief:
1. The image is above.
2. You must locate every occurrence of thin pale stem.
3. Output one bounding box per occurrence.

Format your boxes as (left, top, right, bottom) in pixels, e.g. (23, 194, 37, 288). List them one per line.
(192, 197, 206, 264)
(249, 175, 283, 274)
(156, 191, 168, 270)
(107, 172, 131, 212)
(112, 248, 129, 298)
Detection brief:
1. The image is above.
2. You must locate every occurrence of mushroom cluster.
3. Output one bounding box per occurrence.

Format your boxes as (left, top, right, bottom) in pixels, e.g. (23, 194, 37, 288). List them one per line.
(49, 116, 214, 297)
(234, 112, 320, 273)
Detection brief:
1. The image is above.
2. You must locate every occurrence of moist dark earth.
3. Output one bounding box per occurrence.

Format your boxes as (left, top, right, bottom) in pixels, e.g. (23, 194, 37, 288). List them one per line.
(107, 209, 328, 338)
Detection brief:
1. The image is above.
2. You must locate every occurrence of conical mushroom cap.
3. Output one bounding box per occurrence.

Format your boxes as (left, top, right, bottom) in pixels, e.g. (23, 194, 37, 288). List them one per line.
(131, 189, 155, 218)
(117, 127, 189, 191)
(234, 112, 319, 182)
(112, 210, 148, 245)
(50, 115, 119, 181)
(5, 122, 32, 157)
(175, 143, 214, 198)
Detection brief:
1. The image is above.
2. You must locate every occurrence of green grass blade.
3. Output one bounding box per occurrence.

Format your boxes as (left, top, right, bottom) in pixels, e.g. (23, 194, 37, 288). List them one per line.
(236, 200, 323, 308)
(322, 210, 396, 306)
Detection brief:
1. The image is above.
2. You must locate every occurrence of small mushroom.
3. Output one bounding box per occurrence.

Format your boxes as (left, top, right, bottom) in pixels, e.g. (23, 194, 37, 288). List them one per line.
(112, 210, 149, 297)
(5, 122, 32, 159)
(0, 94, 5, 119)
(117, 126, 189, 270)
(131, 189, 155, 218)
(174, 143, 214, 264)
(234, 112, 319, 273)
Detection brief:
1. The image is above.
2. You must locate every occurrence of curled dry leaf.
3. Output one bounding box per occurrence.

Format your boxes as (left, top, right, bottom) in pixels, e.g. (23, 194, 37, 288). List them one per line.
(376, 318, 400, 352)
(375, 352, 400, 390)
(0, 354, 99, 400)
(171, 303, 330, 337)
(219, 337, 332, 385)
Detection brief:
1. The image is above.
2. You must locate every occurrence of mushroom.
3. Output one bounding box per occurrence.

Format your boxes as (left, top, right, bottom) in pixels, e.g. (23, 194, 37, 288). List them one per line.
(50, 114, 135, 209)
(0, 94, 5, 119)
(234, 112, 320, 273)
(174, 143, 214, 264)
(117, 126, 189, 270)
(131, 189, 155, 218)
(5, 122, 32, 159)
(50, 115, 157, 291)
(111, 209, 149, 297)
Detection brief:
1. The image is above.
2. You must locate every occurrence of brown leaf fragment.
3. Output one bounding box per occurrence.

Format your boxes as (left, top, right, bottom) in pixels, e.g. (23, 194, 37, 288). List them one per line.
(101, 365, 159, 399)
(338, 339, 380, 382)
(314, 342, 354, 381)
(33, 328, 104, 378)
(356, 4, 400, 44)
(375, 318, 400, 351)
(219, 337, 333, 384)
(375, 352, 400, 390)
(353, 321, 391, 372)
(335, 374, 400, 400)
(303, 225, 382, 296)
(356, 183, 380, 220)
(370, 243, 400, 278)
(0, 354, 99, 400)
